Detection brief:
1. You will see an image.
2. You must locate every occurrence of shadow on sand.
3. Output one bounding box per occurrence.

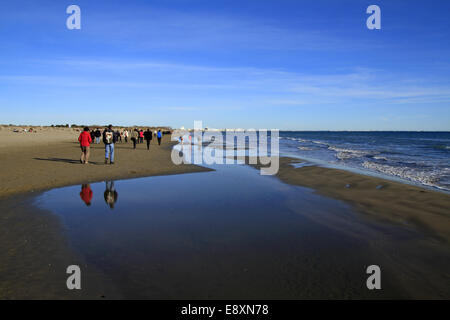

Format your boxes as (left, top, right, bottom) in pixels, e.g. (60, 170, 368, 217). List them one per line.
(33, 157, 101, 165)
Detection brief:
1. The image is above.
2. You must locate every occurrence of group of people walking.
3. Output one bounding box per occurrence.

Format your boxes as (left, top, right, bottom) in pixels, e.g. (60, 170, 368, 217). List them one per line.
(130, 128, 163, 150)
(78, 125, 165, 164)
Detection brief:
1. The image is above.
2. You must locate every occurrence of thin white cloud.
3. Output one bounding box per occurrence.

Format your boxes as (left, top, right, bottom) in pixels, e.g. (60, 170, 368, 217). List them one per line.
(2, 59, 450, 106)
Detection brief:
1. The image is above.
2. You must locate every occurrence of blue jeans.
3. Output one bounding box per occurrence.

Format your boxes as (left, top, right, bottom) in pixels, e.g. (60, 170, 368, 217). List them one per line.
(105, 143, 115, 162)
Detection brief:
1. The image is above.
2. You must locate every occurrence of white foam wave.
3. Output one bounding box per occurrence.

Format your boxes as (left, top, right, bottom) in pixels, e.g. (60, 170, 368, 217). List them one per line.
(328, 146, 371, 160)
(362, 161, 441, 187)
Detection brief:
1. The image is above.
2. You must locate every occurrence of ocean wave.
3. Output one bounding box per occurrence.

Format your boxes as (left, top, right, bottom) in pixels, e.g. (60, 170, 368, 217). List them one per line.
(432, 145, 450, 151)
(362, 161, 442, 188)
(328, 146, 372, 160)
(286, 137, 310, 143)
(373, 155, 388, 161)
(298, 146, 313, 151)
(312, 140, 328, 146)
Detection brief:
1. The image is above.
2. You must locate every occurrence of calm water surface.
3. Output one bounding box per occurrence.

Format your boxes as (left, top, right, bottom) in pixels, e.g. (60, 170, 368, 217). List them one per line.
(34, 163, 450, 299)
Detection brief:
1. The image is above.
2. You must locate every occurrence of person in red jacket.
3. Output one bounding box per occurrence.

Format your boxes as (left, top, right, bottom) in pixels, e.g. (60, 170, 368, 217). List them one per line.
(78, 127, 93, 164)
(80, 184, 93, 206)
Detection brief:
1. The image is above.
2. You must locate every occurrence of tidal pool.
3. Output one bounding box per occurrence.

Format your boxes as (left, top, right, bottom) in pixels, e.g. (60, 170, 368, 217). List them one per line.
(32, 163, 449, 299)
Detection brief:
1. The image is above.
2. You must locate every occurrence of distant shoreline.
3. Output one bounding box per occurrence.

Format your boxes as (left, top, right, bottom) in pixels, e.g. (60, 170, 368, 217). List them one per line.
(2, 125, 449, 133)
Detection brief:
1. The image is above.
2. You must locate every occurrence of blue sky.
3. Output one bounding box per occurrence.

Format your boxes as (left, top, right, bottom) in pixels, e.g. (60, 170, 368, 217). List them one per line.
(0, 0, 449, 130)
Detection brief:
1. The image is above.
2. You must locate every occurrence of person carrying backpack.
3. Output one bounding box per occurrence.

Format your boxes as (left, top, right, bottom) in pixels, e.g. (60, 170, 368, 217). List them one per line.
(103, 124, 117, 164)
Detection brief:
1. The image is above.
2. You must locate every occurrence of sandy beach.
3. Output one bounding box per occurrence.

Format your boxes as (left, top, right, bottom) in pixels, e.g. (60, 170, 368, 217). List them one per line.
(0, 194, 125, 299)
(1, 126, 449, 243)
(0, 126, 211, 198)
(3, 0, 450, 306)
(1, 126, 449, 299)
(0, 125, 211, 299)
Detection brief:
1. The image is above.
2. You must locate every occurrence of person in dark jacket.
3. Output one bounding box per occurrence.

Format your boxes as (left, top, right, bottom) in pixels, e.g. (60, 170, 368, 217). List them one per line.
(114, 130, 121, 143)
(144, 129, 153, 150)
(103, 125, 117, 164)
(94, 128, 101, 144)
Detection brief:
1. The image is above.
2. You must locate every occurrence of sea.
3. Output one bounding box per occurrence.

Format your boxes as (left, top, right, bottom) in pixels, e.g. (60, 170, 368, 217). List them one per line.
(278, 131, 450, 192)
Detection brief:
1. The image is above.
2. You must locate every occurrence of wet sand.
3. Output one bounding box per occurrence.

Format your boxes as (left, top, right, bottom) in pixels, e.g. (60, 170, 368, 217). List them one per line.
(12, 164, 450, 299)
(252, 157, 450, 243)
(0, 126, 211, 198)
(0, 126, 210, 299)
(0, 194, 124, 299)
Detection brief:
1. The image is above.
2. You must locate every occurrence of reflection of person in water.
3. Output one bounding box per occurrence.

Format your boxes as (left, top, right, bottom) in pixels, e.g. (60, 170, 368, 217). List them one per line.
(104, 181, 118, 209)
(80, 184, 93, 206)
